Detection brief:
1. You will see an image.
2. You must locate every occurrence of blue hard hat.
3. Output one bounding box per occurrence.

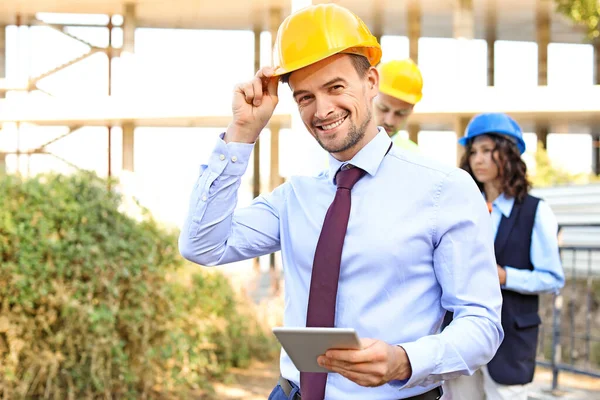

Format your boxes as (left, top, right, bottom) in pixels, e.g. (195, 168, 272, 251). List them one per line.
(458, 113, 526, 154)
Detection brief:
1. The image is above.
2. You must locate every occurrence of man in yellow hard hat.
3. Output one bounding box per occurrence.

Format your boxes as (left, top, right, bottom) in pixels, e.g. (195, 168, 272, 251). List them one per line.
(179, 4, 502, 400)
(375, 59, 423, 151)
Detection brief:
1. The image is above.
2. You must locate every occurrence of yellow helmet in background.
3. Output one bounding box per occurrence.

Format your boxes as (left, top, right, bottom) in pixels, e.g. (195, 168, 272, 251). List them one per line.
(378, 59, 423, 105)
(272, 4, 382, 77)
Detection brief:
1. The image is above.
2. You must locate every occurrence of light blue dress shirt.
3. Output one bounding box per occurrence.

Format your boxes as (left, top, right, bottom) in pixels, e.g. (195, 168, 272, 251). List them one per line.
(179, 129, 504, 399)
(490, 194, 565, 294)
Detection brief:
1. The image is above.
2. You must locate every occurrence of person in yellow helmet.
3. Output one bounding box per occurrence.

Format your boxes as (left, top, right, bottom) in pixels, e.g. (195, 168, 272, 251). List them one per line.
(179, 4, 502, 400)
(375, 59, 423, 151)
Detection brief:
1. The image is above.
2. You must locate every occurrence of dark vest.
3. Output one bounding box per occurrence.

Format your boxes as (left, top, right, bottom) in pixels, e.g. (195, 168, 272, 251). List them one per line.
(441, 194, 542, 385)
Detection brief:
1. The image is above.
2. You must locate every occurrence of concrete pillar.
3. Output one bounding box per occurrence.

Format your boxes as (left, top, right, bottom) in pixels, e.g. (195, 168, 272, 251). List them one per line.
(372, 1, 383, 44)
(252, 24, 262, 272)
(0, 26, 5, 79)
(269, 115, 282, 291)
(122, 123, 135, 172)
(536, 125, 549, 150)
(455, 117, 469, 166)
(407, 1, 421, 144)
(408, 124, 419, 145)
(407, 0, 421, 64)
(453, 0, 474, 40)
(594, 40, 600, 85)
(536, 0, 550, 86)
(0, 153, 6, 173)
(268, 7, 283, 293)
(269, 7, 282, 191)
(486, 0, 497, 86)
(535, 1, 550, 148)
(108, 126, 113, 180)
(123, 3, 136, 54)
(269, 120, 281, 190)
(121, 4, 136, 172)
(592, 43, 600, 178)
(253, 24, 261, 199)
(592, 134, 600, 175)
(107, 20, 114, 179)
(453, 0, 474, 90)
(0, 25, 6, 98)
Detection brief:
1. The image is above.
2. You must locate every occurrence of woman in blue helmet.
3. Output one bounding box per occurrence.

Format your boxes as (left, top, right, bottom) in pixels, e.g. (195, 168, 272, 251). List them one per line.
(442, 113, 565, 400)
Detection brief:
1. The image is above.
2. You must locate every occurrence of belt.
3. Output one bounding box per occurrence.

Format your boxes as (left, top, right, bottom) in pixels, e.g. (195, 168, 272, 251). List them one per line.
(278, 376, 443, 400)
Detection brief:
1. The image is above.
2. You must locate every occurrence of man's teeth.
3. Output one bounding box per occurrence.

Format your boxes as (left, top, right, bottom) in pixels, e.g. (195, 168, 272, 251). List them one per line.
(321, 117, 345, 130)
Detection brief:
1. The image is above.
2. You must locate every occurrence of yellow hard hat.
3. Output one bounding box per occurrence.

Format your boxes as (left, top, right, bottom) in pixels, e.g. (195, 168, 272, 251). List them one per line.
(378, 59, 423, 105)
(272, 4, 382, 77)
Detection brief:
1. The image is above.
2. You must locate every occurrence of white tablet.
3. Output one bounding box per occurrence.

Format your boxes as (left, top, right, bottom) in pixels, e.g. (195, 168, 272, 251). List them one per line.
(272, 327, 362, 373)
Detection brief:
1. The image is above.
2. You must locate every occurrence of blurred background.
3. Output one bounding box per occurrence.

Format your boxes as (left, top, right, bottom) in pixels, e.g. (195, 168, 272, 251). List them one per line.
(1, 0, 600, 399)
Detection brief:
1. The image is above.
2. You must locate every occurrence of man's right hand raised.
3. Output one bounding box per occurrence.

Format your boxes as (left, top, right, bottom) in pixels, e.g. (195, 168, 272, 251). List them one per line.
(224, 67, 279, 144)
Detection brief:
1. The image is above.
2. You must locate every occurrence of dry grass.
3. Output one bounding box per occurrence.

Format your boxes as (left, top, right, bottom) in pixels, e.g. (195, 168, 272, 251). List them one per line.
(207, 360, 280, 400)
(192, 270, 285, 399)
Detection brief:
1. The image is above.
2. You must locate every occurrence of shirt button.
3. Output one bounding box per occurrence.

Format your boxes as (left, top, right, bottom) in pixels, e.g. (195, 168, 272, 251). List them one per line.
(231, 156, 238, 162)
(219, 154, 225, 161)
(202, 195, 207, 202)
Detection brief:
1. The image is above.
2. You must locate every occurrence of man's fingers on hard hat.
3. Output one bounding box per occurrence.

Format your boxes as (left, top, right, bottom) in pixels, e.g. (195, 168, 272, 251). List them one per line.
(265, 75, 279, 98)
(255, 66, 274, 79)
(251, 77, 263, 106)
(239, 82, 255, 105)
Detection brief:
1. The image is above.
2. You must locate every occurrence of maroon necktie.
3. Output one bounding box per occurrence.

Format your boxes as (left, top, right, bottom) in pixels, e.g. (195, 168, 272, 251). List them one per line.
(300, 165, 366, 400)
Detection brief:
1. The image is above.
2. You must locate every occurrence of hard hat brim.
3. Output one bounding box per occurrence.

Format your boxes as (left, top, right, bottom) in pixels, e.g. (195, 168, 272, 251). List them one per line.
(379, 85, 422, 105)
(458, 131, 526, 155)
(272, 44, 382, 77)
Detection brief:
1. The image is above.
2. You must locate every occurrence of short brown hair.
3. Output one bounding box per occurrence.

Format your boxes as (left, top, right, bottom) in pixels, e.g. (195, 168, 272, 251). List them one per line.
(279, 53, 371, 85)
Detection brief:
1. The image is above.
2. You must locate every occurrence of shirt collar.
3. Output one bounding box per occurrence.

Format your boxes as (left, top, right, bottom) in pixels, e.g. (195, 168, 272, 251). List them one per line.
(490, 193, 514, 217)
(327, 128, 392, 185)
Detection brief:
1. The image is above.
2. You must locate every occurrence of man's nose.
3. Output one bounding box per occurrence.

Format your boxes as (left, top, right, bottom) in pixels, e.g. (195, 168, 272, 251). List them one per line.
(383, 112, 395, 127)
(314, 96, 335, 121)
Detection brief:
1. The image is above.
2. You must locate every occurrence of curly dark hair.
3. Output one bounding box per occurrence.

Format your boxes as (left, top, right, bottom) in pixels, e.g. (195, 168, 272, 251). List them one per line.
(459, 133, 531, 203)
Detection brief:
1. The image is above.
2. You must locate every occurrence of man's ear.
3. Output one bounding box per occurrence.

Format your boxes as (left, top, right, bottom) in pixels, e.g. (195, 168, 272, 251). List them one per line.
(366, 66, 380, 98)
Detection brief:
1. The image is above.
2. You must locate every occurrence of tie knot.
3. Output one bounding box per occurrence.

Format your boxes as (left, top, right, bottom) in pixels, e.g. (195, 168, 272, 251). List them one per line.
(335, 165, 365, 190)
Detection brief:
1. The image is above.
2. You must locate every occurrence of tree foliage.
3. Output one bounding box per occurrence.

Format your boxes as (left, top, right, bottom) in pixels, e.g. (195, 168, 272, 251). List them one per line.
(0, 172, 276, 399)
(530, 141, 578, 187)
(530, 141, 599, 187)
(555, 0, 600, 39)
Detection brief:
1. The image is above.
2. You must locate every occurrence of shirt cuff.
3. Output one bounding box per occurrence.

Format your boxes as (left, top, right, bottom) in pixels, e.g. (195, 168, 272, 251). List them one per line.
(503, 265, 519, 290)
(208, 133, 255, 176)
(388, 341, 438, 389)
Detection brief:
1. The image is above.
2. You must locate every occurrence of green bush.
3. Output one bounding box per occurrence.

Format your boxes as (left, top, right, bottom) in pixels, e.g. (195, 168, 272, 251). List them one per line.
(530, 141, 600, 187)
(0, 172, 277, 399)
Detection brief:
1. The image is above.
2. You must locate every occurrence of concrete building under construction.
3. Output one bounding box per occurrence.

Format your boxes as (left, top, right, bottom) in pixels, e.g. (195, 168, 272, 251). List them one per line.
(0, 0, 599, 223)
